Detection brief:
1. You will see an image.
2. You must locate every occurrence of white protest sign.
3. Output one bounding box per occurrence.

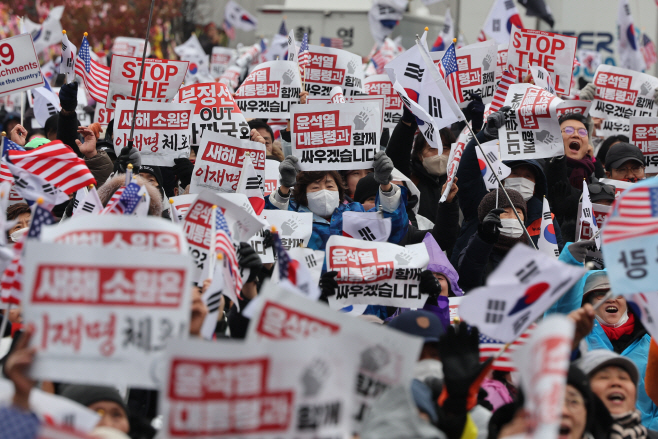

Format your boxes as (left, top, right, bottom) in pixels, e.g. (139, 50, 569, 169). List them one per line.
(430, 40, 498, 108)
(597, 118, 630, 138)
(218, 65, 242, 90)
(111, 37, 151, 57)
(556, 100, 591, 119)
(325, 235, 429, 309)
(246, 281, 423, 431)
(476, 139, 511, 190)
(170, 194, 198, 220)
(210, 46, 236, 79)
(160, 335, 360, 439)
(599, 177, 633, 198)
(0, 34, 44, 97)
(499, 84, 564, 161)
(22, 241, 192, 389)
(529, 65, 555, 95)
(249, 210, 313, 264)
(306, 94, 386, 134)
(495, 43, 508, 83)
(264, 159, 281, 196)
(234, 60, 302, 118)
(271, 247, 325, 288)
(506, 27, 577, 95)
(177, 82, 250, 146)
(106, 55, 188, 109)
(575, 202, 611, 241)
(513, 315, 573, 439)
(113, 100, 194, 166)
(364, 74, 403, 130)
(190, 131, 266, 193)
(589, 65, 658, 120)
(304, 45, 365, 96)
(93, 105, 114, 129)
(630, 116, 658, 172)
(40, 214, 188, 254)
(291, 102, 381, 171)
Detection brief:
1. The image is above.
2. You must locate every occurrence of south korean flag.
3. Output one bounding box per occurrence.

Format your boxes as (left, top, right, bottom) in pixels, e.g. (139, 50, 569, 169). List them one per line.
(385, 31, 463, 150)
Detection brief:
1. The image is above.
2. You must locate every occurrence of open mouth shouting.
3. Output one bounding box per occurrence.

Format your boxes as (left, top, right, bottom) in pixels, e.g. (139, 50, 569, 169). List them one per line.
(558, 423, 572, 439)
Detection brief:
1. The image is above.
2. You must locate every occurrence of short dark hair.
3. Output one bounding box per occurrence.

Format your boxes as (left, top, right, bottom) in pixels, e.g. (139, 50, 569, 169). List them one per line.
(7, 203, 30, 221)
(558, 113, 590, 132)
(248, 119, 274, 142)
(292, 171, 346, 207)
(411, 128, 456, 163)
(44, 114, 58, 137)
(596, 134, 630, 165)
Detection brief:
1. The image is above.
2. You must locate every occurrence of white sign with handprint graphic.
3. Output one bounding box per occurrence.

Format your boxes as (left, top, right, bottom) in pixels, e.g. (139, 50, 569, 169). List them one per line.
(307, 94, 386, 134)
(291, 102, 381, 171)
(430, 39, 498, 108)
(248, 210, 314, 264)
(304, 45, 365, 97)
(498, 84, 565, 161)
(364, 74, 403, 130)
(589, 65, 658, 120)
(325, 235, 429, 309)
(246, 280, 423, 433)
(161, 333, 361, 439)
(234, 60, 302, 118)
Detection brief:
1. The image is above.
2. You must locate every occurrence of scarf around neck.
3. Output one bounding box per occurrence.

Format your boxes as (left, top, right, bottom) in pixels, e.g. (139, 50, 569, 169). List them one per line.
(599, 311, 635, 341)
(610, 410, 647, 439)
(567, 156, 595, 189)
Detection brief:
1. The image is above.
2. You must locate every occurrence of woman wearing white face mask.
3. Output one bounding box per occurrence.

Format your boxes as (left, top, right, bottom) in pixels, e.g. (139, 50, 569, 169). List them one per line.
(6, 203, 31, 244)
(265, 152, 408, 251)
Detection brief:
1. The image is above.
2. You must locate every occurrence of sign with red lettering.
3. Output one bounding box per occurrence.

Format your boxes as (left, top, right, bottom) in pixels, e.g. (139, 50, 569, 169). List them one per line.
(177, 82, 250, 147)
(111, 37, 151, 57)
(325, 235, 429, 309)
(210, 46, 236, 79)
(248, 210, 313, 264)
(219, 65, 242, 90)
(170, 194, 198, 220)
(507, 27, 577, 95)
(431, 40, 498, 108)
(263, 159, 280, 197)
(161, 334, 361, 439)
(113, 100, 194, 166)
(291, 102, 381, 171)
(575, 202, 611, 241)
(589, 65, 658, 120)
(22, 241, 193, 388)
(363, 74, 403, 130)
(0, 34, 44, 97)
(246, 281, 423, 431)
(304, 45, 365, 97)
(599, 177, 633, 198)
(630, 116, 658, 172)
(499, 84, 564, 161)
(307, 94, 386, 134)
(93, 105, 114, 129)
(556, 100, 591, 119)
(235, 60, 302, 118)
(106, 55, 188, 109)
(496, 43, 508, 84)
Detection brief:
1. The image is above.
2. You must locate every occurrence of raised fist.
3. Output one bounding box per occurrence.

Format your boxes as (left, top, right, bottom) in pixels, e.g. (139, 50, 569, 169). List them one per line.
(535, 130, 555, 144)
(360, 345, 390, 372)
(301, 358, 329, 397)
(482, 54, 493, 70)
(282, 69, 296, 85)
(353, 111, 370, 130)
(347, 59, 357, 74)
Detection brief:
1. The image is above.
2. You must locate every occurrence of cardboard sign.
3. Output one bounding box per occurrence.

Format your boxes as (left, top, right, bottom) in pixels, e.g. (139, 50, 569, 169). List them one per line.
(495, 43, 508, 83)
(306, 94, 386, 134)
(111, 37, 151, 57)
(22, 241, 192, 389)
(210, 47, 236, 79)
(113, 100, 194, 166)
(249, 210, 313, 264)
(506, 27, 577, 95)
(264, 159, 281, 196)
(290, 102, 381, 171)
(556, 100, 591, 118)
(499, 84, 564, 161)
(575, 202, 611, 241)
(363, 74, 403, 130)
(0, 34, 44, 97)
(589, 65, 658, 120)
(431, 40, 498, 108)
(630, 116, 658, 172)
(303, 45, 365, 96)
(325, 235, 429, 309)
(234, 60, 302, 118)
(93, 106, 115, 129)
(106, 56, 188, 109)
(596, 117, 630, 138)
(190, 131, 266, 193)
(246, 281, 423, 431)
(160, 335, 360, 439)
(177, 82, 250, 146)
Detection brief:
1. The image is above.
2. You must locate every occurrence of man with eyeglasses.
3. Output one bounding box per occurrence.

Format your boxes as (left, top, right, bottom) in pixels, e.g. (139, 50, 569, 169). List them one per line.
(604, 142, 646, 183)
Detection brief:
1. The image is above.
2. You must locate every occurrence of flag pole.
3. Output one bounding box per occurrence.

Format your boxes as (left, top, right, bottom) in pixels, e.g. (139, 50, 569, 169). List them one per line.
(0, 303, 10, 341)
(208, 205, 218, 281)
(127, 0, 156, 149)
(62, 30, 68, 84)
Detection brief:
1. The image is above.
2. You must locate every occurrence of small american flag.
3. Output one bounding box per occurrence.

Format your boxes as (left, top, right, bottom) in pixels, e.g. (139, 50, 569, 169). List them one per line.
(103, 181, 141, 215)
(223, 19, 236, 40)
(438, 43, 464, 104)
(101, 186, 125, 214)
(74, 35, 110, 104)
(320, 37, 343, 49)
(602, 184, 658, 244)
(642, 34, 658, 68)
(1, 136, 24, 184)
(297, 33, 310, 69)
(273, 231, 299, 284)
(7, 140, 96, 195)
(490, 70, 517, 112)
(215, 209, 243, 298)
(479, 323, 535, 372)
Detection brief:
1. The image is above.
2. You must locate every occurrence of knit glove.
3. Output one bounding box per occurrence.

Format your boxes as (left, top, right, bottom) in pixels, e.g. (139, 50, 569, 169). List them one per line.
(465, 93, 485, 132)
(482, 107, 508, 139)
(59, 82, 78, 112)
(419, 270, 442, 298)
(568, 240, 597, 263)
(173, 157, 194, 188)
(579, 83, 596, 101)
(373, 151, 394, 184)
(319, 271, 339, 301)
(237, 242, 262, 283)
(261, 229, 273, 250)
(401, 104, 416, 125)
(113, 146, 142, 174)
(478, 208, 504, 244)
(279, 155, 299, 188)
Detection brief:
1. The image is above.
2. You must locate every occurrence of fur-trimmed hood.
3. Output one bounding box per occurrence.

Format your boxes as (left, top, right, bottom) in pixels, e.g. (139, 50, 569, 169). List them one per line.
(97, 174, 163, 216)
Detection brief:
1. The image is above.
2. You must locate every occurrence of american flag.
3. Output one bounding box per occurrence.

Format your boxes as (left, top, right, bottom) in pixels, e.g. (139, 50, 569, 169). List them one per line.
(642, 34, 658, 68)
(490, 69, 517, 112)
(1, 204, 55, 305)
(602, 183, 658, 244)
(215, 208, 243, 298)
(371, 49, 394, 74)
(1, 136, 24, 184)
(438, 43, 464, 104)
(74, 35, 110, 104)
(273, 231, 300, 284)
(297, 33, 310, 69)
(320, 37, 343, 49)
(7, 140, 96, 195)
(223, 19, 236, 40)
(479, 323, 535, 372)
(101, 186, 125, 214)
(103, 182, 142, 215)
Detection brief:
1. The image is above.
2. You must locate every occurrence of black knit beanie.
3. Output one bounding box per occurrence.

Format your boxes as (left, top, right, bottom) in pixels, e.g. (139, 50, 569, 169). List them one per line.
(353, 173, 380, 204)
(477, 188, 527, 224)
(59, 384, 128, 414)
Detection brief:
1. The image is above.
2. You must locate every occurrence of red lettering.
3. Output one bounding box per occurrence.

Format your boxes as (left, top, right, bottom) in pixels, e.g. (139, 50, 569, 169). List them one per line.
(123, 61, 136, 79)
